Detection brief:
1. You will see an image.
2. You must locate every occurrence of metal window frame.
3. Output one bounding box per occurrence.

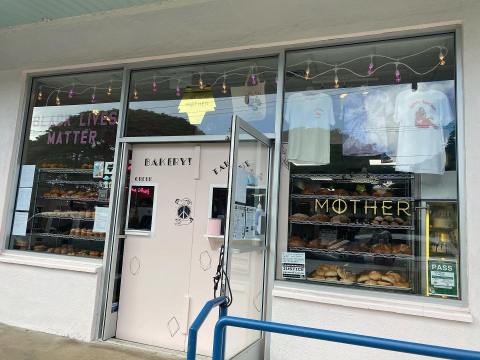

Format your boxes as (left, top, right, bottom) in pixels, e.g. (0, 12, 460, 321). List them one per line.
(0, 24, 467, 348)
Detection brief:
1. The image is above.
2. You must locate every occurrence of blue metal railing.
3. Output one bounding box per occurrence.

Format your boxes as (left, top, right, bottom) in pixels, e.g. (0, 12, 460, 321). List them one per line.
(212, 316, 480, 360)
(187, 296, 480, 360)
(187, 296, 228, 360)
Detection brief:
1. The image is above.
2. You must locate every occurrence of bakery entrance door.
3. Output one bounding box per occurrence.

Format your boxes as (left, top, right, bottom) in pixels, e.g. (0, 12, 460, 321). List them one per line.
(222, 116, 271, 359)
(115, 143, 196, 351)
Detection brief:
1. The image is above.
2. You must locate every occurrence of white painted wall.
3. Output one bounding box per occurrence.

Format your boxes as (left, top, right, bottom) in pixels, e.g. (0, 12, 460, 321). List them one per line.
(0, 0, 479, 357)
(0, 255, 102, 341)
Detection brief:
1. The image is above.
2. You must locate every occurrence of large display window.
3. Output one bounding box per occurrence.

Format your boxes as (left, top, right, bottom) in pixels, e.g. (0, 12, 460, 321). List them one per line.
(8, 70, 123, 258)
(125, 57, 278, 137)
(277, 34, 461, 299)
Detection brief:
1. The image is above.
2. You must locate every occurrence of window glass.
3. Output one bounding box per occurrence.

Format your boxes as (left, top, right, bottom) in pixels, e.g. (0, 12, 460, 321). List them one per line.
(125, 57, 278, 137)
(126, 185, 155, 231)
(278, 34, 460, 299)
(9, 70, 123, 258)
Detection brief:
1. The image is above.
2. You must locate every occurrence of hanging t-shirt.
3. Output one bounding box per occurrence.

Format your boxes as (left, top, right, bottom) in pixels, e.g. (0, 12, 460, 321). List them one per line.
(285, 91, 335, 165)
(394, 88, 454, 174)
(342, 86, 405, 156)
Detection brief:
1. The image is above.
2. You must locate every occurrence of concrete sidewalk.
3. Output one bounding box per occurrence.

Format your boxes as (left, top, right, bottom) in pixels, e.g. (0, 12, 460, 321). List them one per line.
(0, 323, 185, 360)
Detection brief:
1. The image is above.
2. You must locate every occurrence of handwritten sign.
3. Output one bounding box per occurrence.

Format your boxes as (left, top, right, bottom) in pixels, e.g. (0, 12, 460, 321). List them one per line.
(178, 91, 216, 125)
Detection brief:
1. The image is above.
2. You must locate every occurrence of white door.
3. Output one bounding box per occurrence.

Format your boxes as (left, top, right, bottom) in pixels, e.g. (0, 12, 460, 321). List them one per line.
(116, 143, 196, 350)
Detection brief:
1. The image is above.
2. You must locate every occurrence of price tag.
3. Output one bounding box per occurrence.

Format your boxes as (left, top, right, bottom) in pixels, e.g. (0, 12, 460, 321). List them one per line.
(281, 252, 305, 279)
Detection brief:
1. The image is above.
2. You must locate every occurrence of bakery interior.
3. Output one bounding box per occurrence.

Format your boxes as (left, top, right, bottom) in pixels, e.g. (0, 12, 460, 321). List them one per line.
(281, 33, 460, 299)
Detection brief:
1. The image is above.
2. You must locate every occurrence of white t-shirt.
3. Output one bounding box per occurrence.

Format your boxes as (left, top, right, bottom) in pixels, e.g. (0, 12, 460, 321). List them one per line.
(285, 91, 335, 165)
(394, 88, 454, 174)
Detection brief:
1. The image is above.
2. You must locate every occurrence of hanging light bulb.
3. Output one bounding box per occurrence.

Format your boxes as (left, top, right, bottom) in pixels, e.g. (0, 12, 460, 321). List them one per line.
(304, 60, 311, 80)
(107, 81, 112, 96)
(91, 87, 96, 103)
(199, 74, 204, 90)
(368, 56, 374, 75)
(176, 83, 181, 97)
(133, 87, 139, 100)
(55, 90, 61, 106)
(37, 87, 43, 101)
(152, 76, 158, 93)
(439, 49, 446, 66)
(394, 63, 401, 84)
(222, 75, 228, 94)
(334, 68, 340, 89)
(68, 84, 75, 99)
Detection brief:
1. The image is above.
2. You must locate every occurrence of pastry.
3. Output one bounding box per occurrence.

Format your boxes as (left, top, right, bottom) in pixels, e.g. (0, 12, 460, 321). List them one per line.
(309, 213, 330, 222)
(384, 216, 394, 223)
(288, 236, 306, 247)
(307, 239, 326, 249)
(325, 270, 338, 277)
(364, 280, 378, 285)
(374, 216, 384, 222)
(394, 217, 405, 225)
(357, 274, 370, 283)
(325, 277, 338, 281)
(289, 213, 309, 221)
(381, 274, 397, 284)
(331, 215, 349, 224)
(392, 244, 411, 254)
(334, 188, 349, 196)
(368, 271, 382, 280)
(377, 280, 392, 286)
(316, 188, 332, 195)
(371, 244, 392, 254)
(89, 251, 100, 257)
(33, 245, 47, 252)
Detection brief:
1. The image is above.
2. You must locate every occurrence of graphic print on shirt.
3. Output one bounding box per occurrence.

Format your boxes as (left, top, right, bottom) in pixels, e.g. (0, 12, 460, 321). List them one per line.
(414, 106, 439, 129)
(285, 91, 336, 166)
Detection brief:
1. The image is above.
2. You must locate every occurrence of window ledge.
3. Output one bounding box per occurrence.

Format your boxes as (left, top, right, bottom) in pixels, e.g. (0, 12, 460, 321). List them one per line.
(272, 281, 473, 323)
(0, 251, 102, 274)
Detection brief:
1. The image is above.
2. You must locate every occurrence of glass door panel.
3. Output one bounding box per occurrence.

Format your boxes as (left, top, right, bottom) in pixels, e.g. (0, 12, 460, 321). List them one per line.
(223, 116, 271, 359)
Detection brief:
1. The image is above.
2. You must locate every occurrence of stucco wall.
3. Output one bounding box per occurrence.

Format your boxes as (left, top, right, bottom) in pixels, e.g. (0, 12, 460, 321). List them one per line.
(0, 257, 102, 341)
(0, 0, 479, 356)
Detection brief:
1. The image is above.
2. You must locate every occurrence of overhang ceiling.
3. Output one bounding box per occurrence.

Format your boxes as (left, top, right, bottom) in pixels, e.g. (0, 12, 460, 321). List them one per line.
(0, 0, 164, 29)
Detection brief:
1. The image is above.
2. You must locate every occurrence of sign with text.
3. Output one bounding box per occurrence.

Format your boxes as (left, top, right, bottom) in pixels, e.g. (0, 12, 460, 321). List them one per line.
(281, 252, 305, 279)
(428, 258, 459, 298)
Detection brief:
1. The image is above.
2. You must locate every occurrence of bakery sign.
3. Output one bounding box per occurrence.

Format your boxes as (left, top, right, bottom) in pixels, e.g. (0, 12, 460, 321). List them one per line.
(315, 199, 411, 217)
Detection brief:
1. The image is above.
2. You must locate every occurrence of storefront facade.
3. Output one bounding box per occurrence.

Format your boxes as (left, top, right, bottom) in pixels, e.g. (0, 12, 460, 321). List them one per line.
(0, 1, 479, 359)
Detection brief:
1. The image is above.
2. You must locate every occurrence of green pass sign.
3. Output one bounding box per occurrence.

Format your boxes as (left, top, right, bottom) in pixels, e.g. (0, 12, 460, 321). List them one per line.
(428, 259, 459, 298)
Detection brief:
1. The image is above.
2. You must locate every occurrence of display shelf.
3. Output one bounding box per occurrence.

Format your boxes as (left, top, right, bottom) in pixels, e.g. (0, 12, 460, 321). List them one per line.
(290, 173, 414, 181)
(34, 214, 95, 221)
(39, 196, 108, 203)
(288, 246, 414, 260)
(38, 180, 99, 186)
(38, 168, 93, 174)
(289, 219, 414, 230)
(290, 194, 415, 202)
(32, 233, 105, 242)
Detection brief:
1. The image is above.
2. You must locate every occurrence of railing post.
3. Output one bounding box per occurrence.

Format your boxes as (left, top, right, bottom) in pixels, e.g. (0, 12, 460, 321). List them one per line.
(219, 304, 228, 360)
(212, 317, 228, 360)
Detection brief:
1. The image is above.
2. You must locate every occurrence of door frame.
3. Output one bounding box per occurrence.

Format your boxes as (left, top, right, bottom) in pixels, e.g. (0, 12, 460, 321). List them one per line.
(222, 115, 272, 359)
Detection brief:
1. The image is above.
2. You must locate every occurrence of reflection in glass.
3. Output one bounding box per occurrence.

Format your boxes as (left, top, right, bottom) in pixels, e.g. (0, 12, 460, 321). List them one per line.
(127, 186, 155, 231)
(126, 57, 278, 137)
(9, 70, 123, 257)
(279, 33, 460, 300)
